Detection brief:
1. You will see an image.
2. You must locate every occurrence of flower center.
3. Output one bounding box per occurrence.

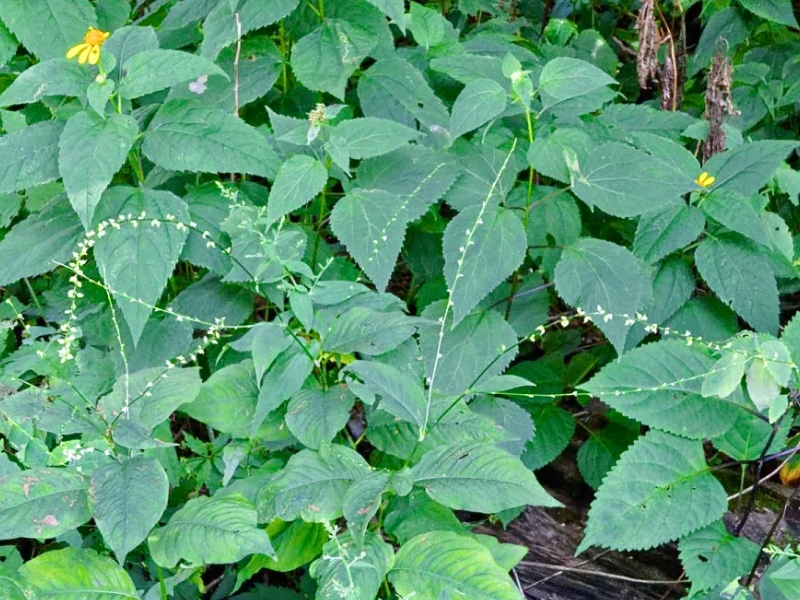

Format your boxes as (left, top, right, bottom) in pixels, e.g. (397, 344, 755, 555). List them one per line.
(84, 28, 107, 46)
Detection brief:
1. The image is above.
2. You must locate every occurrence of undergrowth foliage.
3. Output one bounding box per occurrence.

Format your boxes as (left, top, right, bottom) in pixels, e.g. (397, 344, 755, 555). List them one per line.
(2, 1, 800, 599)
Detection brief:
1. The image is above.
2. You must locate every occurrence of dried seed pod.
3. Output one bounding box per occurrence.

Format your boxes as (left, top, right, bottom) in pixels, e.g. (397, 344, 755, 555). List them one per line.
(703, 39, 738, 162)
(636, 0, 660, 89)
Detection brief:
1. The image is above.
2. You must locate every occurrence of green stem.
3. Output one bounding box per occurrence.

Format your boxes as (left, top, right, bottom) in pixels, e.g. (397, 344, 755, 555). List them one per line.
(523, 106, 536, 230)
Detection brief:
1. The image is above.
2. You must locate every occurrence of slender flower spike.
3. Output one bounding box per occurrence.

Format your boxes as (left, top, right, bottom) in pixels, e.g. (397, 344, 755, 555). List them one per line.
(695, 171, 716, 188)
(66, 27, 110, 65)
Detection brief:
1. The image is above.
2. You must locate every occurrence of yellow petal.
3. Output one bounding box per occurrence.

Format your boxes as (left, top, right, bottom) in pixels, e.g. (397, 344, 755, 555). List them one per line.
(78, 45, 92, 64)
(66, 43, 87, 60)
(704, 175, 715, 187)
(88, 45, 101, 65)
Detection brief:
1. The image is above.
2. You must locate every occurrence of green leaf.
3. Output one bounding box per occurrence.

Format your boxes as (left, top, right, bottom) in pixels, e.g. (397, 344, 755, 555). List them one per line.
(700, 190, 770, 248)
(384, 491, 466, 544)
(409, 2, 445, 48)
(238, 521, 326, 584)
(327, 118, 419, 169)
(444, 203, 526, 325)
(286, 389, 355, 450)
(764, 558, 800, 599)
(695, 235, 778, 334)
(737, 0, 797, 26)
(703, 141, 797, 196)
(568, 142, 696, 216)
(647, 254, 695, 324)
(18, 548, 138, 599)
(291, 20, 376, 100)
(180, 360, 262, 438)
(0, 59, 94, 106)
(0, 0, 95, 61)
(142, 99, 279, 179)
(679, 521, 760, 595)
(0, 467, 90, 539)
(577, 423, 639, 490)
(98, 367, 202, 448)
(0, 196, 83, 286)
(259, 445, 371, 522)
(412, 441, 561, 513)
(169, 273, 253, 327)
(103, 26, 159, 81)
(118, 49, 226, 99)
(554, 238, 649, 354)
(444, 143, 518, 211)
(346, 360, 426, 429)
(311, 531, 394, 600)
(578, 430, 727, 553)
(470, 396, 535, 456)
(526, 128, 593, 184)
(632, 202, 706, 264)
(343, 471, 391, 549)
(89, 456, 169, 564)
(390, 531, 524, 600)
(267, 155, 327, 223)
(0, 22, 17, 68)
(420, 303, 518, 396)
(0, 565, 28, 600)
(253, 343, 315, 436)
(538, 57, 617, 117)
(58, 112, 138, 228)
(522, 403, 575, 470)
(94, 187, 190, 345)
(0, 120, 65, 194)
(358, 57, 450, 129)
(325, 307, 418, 355)
(449, 79, 507, 139)
(582, 340, 740, 438)
(180, 182, 233, 274)
(149, 493, 274, 568)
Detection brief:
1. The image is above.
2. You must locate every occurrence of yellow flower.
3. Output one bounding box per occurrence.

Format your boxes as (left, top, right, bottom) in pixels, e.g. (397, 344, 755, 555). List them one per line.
(695, 172, 716, 188)
(66, 27, 110, 65)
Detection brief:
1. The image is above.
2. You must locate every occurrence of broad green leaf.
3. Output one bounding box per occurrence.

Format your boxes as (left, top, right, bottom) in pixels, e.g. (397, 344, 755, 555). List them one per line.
(695, 235, 778, 334)
(181, 182, 233, 274)
(384, 491, 466, 544)
(0, 59, 93, 106)
(285, 389, 355, 450)
(59, 111, 138, 228)
(521, 403, 575, 470)
(142, 99, 280, 178)
(538, 57, 617, 117)
(412, 441, 561, 512)
(358, 57, 450, 129)
(331, 171, 452, 290)
(449, 79, 507, 139)
(324, 307, 417, 356)
(343, 471, 391, 549)
(764, 558, 800, 599)
(737, 0, 797, 26)
(746, 358, 780, 411)
(94, 187, 190, 345)
(578, 430, 727, 553)
(0, 22, 17, 68)
(576, 422, 639, 489)
(632, 202, 706, 264)
(582, 340, 739, 438)
(526, 187, 582, 275)
(0, 467, 90, 539)
(103, 26, 159, 82)
(444, 203, 526, 325)
(0, 120, 65, 194)
(18, 548, 137, 599)
(633, 131, 700, 177)
(291, 18, 376, 100)
(180, 361, 261, 438)
(0, 0, 95, 61)
(444, 143, 519, 211)
(701, 352, 747, 399)
(365, 0, 405, 26)
(568, 142, 695, 216)
(311, 531, 394, 600)
(782, 311, 800, 367)
(267, 155, 327, 223)
(238, 521, 326, 585)
(98, 366, 202, 448)
(118, 49, 226, 99)
(149, 494, 274, 568)
(470, 396, 535, 456)
(89, 456, 169, 564)
(647, 254, 695, 324)
(420, 302, 518, 396)
(703, 141, 797, 196)
(0, 565, 28, 600)
(239, 0, 300, 31)
(554, 238, 649, 354)
(409, 2, 445, 47)
(253, 343, 315, 436)
(346, 360, 426, 429)
(123, 316, 193, 375)
(526, 128, 593, 184)
(0, 196, 83, 286)
(327, 118, 418, 169)
(689, 8, 749, 75)
(169, 273, 253, 327)
(700, 189, 770, 248)
(679, 521, 760, 596)
(259, 445, 371, 522)
(390, 531, 524, 600)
